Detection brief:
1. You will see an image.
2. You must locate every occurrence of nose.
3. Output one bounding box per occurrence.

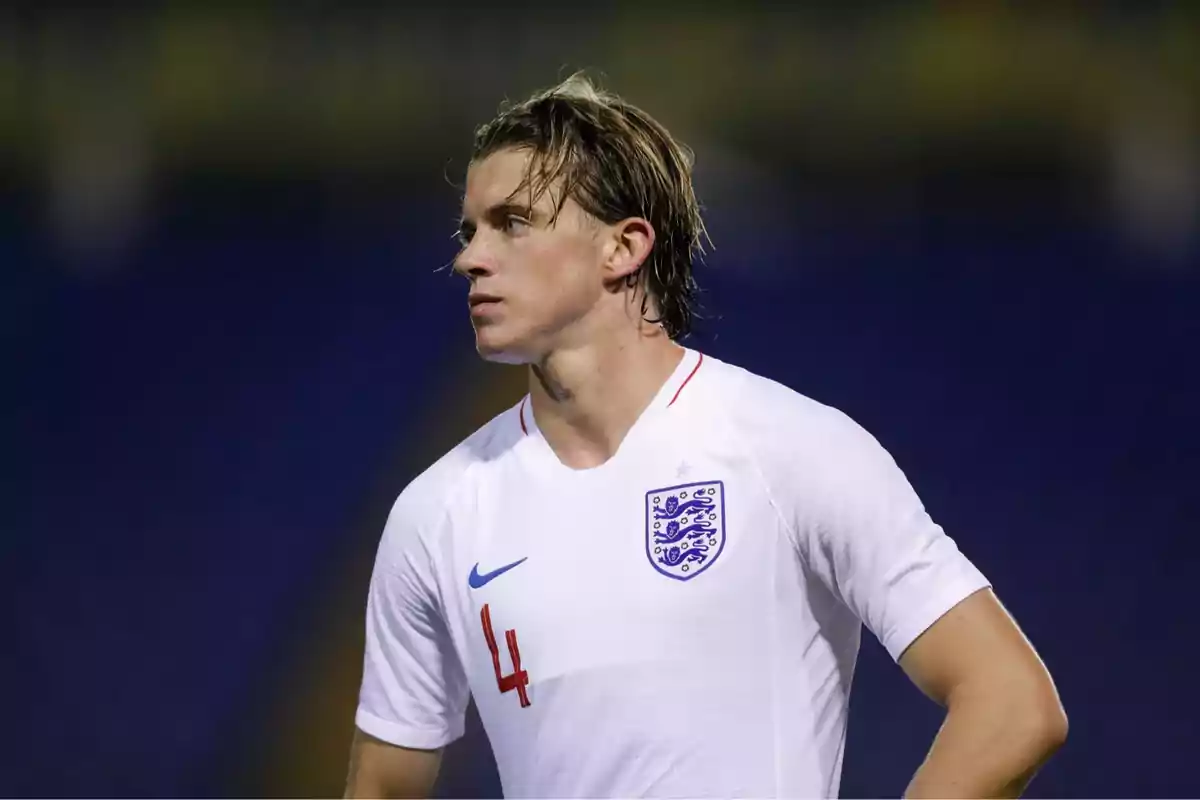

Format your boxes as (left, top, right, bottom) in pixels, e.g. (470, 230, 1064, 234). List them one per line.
(453, 238, 495, 282)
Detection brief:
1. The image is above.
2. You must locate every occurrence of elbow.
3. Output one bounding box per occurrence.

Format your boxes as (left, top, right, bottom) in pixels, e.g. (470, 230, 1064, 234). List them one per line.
(1032, 698, 1069, 755)
(1013, 688, 1068, 762)
(959, 675, 1068, 761)
(995, 661, 1070, 758)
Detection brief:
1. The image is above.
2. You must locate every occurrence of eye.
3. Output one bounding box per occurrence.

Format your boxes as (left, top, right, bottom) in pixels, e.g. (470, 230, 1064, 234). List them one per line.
(502, 214, 531, 236)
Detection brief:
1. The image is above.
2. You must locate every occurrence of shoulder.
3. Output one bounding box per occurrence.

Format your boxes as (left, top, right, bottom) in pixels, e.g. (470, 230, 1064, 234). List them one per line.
(693, 353, 871, 456)
(691, 354, 905, 511)
(706, 356, 930, 524)
(377, 400, 525, 563)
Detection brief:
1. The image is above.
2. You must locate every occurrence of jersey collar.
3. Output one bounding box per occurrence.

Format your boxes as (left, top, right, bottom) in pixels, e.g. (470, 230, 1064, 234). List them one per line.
(518, 347, 704, 438)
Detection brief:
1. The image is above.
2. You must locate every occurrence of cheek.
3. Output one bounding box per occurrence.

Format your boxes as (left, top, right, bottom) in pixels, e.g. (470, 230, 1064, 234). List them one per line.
(526, 241, 599, 301)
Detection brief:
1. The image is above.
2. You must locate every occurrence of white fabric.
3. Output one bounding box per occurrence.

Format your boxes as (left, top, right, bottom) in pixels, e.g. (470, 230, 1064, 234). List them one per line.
(356, 349, 990, 798)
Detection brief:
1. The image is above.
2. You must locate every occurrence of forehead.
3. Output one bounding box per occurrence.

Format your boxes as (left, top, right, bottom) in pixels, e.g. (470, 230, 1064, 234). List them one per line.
(462, 148, 541, 216)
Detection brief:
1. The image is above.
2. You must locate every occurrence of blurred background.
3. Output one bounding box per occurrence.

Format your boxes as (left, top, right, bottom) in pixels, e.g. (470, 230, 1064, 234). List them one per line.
(6, 4, 1199, 797)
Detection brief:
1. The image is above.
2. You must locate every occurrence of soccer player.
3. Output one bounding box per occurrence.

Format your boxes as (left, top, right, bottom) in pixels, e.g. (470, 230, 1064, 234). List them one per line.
(345, 75, 1067, 799)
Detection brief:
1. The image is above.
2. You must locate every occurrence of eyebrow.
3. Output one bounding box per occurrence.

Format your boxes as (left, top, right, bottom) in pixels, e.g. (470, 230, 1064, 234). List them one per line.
(458, 201, 538, 236)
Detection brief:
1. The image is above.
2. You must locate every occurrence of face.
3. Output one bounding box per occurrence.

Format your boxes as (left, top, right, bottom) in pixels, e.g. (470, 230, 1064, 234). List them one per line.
(454, 148, 624, 363)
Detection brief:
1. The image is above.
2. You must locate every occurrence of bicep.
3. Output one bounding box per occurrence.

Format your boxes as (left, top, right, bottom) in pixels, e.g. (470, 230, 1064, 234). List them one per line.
(345, 727, 443, 799)
(790, 410, 990, 659)
(898, 588, 1058, 709)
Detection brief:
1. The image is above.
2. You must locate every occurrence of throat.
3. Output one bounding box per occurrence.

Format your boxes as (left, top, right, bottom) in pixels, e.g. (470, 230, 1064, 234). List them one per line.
(527, 342, 687, 471)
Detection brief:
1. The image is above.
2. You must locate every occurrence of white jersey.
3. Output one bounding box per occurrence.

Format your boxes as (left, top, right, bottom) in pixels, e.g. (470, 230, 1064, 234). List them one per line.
(356, 349, 989, 798)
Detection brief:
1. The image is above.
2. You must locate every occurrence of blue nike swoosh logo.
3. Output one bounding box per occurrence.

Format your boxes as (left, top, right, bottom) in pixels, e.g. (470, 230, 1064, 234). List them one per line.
(468, 557, 528, 589)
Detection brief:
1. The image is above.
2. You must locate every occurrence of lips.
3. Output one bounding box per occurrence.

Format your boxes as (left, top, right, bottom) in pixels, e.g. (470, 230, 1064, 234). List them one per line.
(468, 293, 502, 308)
(468, 294, 502, 319)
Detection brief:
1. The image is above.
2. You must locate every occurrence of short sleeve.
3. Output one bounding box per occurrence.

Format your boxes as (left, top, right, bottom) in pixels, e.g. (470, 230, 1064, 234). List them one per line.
(355, 490, 470, 749)
(769, 405, 991, 662)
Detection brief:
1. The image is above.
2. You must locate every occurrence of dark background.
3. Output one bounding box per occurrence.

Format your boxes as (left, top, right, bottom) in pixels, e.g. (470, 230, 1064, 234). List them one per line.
(6, 5, 1199, 797)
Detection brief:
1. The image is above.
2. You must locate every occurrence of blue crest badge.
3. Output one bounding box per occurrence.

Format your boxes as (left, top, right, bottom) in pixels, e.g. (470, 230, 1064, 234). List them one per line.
(645, 480, 726, 581)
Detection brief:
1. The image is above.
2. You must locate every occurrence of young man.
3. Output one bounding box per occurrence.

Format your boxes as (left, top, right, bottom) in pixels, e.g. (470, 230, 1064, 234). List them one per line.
(345, 75, 1067, 798)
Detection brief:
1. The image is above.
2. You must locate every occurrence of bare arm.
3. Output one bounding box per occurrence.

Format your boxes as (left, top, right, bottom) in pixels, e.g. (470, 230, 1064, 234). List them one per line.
(898, 588, 1068, 798)
(344, 728, 443, 799)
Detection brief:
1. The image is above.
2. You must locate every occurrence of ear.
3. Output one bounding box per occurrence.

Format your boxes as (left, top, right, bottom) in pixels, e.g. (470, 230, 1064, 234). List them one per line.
(602, 217, 655, 283)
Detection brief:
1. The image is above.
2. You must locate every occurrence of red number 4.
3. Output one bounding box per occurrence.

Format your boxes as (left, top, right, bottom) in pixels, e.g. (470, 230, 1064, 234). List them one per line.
(480, 603, 531, 708)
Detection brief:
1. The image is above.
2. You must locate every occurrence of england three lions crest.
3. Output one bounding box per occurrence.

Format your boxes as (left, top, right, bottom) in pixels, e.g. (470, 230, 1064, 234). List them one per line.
(645, 480, 726, 581)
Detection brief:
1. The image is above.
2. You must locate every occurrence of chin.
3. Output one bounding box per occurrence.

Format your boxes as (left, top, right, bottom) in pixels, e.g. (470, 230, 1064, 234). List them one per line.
(474, 327, 534, 365)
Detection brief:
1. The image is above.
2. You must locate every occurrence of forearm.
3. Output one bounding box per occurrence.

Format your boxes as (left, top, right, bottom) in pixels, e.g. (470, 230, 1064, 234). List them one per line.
(905, 690, 1067, 799)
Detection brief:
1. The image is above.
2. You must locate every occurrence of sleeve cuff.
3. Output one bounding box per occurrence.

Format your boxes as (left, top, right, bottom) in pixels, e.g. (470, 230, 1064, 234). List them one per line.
(882, 571, 993, 662)
(354, 707, 465, 750)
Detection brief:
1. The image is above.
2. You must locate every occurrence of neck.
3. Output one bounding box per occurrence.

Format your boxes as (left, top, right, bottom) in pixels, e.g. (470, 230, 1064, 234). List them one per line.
(527, 330, 685, 469)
